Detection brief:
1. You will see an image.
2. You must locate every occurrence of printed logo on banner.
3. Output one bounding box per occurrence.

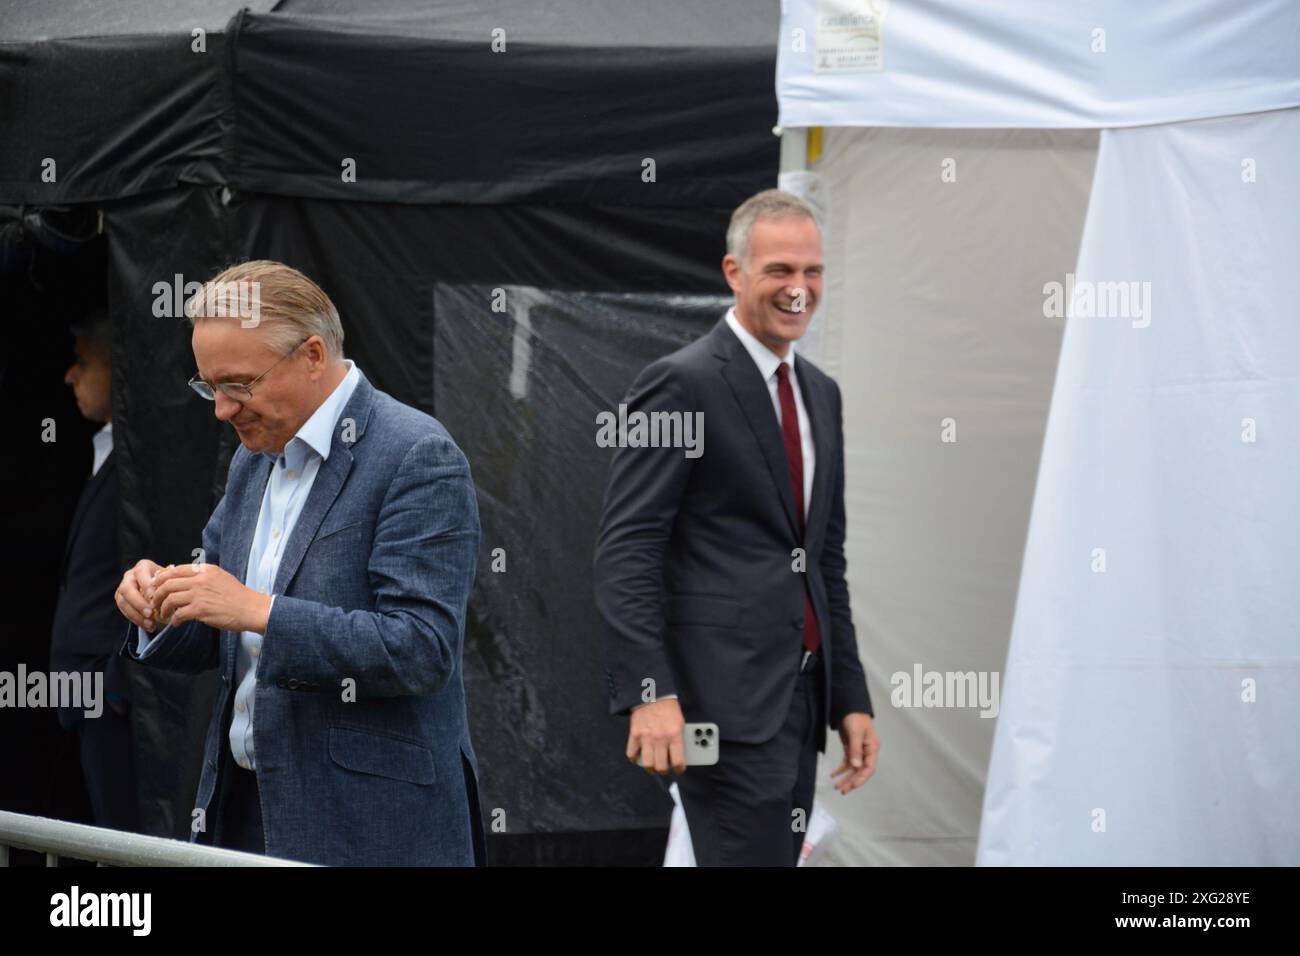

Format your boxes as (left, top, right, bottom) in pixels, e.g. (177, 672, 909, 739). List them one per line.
(815, 0, 889, 73)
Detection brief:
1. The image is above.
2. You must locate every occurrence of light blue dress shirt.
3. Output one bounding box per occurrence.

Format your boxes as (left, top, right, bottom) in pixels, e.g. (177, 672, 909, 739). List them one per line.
(138, 358, 362, 771)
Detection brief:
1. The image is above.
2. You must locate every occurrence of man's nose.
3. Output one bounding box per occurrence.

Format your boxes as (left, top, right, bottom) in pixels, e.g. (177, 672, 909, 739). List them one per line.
(213, 392, 240, 421)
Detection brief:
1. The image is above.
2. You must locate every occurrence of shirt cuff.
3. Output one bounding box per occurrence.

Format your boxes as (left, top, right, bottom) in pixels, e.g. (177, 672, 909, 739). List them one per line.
(135, 622, 171, 656)
(633, 693, 678, 710)
(135, 621, 178, 658)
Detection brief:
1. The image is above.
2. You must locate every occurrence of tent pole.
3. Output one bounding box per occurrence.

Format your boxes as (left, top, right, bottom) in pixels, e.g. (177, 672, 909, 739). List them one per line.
(778, 126, 809, 177)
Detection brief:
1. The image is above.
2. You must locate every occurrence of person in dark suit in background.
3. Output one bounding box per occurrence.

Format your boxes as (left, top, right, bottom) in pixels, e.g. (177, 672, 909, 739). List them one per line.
(595, 190, 880, 866)
(50, 309, 140, 833)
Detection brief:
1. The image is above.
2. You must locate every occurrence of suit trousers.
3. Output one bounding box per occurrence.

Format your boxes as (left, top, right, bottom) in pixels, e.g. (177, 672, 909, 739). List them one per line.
(213, 756, 265, 854)
(675, 655, 824, 866)
(76, 705, 140, 833)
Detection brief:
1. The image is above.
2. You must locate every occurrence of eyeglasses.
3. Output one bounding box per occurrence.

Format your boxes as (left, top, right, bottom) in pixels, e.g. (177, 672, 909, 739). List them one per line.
(188, 337, 311, 402)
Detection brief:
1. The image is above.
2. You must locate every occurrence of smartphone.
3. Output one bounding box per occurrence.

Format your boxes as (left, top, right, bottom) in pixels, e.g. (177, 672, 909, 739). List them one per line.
(639, 721, 720, 768)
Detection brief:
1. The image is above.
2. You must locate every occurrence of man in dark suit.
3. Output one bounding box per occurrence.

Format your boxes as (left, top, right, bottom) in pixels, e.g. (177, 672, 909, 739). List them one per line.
(51, 310, 140, 832)
(595, 190, 880, 866)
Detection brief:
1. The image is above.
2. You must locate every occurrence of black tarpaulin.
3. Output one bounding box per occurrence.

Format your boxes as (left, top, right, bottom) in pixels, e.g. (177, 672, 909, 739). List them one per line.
(2, 1, 778, 206)
(227, 7, 778, 205)
(435, 286, 730, 833)
(0, 1, 276, 203)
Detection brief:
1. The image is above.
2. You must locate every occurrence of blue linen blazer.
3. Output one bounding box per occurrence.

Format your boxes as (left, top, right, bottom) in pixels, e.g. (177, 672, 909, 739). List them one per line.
(121, 370, 482, 865)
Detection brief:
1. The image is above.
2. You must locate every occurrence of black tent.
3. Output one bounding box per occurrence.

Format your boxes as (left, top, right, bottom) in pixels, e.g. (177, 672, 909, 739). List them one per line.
(1, 0, 779, 863)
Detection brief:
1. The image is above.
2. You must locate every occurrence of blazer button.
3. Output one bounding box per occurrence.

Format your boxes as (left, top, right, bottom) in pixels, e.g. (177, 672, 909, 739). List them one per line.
(287, 678, 300, 690)
(276, 676, 288, 689)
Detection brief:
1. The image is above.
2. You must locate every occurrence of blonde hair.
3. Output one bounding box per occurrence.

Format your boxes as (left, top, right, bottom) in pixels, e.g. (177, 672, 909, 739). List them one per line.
(185, 260, 345, 360)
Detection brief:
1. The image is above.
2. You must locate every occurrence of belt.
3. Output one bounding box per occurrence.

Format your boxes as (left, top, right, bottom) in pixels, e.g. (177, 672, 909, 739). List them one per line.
(799, 648, 823, 675)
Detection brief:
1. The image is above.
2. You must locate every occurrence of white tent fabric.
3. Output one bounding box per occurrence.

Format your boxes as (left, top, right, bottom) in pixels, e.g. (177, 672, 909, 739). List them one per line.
(977, 105, 1300, 866)
(786, 128, 1096, 865)
(776, 1, 1300, 866)
(777, 0, 1300, 129)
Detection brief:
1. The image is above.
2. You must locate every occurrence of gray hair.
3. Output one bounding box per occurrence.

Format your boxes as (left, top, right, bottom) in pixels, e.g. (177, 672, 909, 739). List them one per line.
(186, 260, 345, 361)
(726, 189, 818, 268)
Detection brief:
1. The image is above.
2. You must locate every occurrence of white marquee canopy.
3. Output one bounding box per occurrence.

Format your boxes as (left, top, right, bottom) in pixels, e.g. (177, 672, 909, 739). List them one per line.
(775, 0, 1300, 866)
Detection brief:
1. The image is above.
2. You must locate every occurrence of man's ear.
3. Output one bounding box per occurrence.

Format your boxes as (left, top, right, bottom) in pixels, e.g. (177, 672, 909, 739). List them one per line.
(721, 254, 743, 294)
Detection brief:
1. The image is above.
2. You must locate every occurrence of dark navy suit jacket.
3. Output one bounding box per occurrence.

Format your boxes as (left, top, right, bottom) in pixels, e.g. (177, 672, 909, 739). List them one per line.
(595, 318, 873, 753)
(51, 448, 130, 728)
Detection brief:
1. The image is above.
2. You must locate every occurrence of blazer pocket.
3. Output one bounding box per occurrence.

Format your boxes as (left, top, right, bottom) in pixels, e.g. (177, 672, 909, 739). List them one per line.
(315, 519, 367, 542)
(328, 726, 436, 785)
(667, 593, 740, 628)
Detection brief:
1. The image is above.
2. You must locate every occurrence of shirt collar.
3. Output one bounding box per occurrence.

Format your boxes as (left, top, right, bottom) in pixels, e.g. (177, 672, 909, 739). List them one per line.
(268, 359, 361, 471)
(725, 307, 796, 382)
(91, 422, 114, 471)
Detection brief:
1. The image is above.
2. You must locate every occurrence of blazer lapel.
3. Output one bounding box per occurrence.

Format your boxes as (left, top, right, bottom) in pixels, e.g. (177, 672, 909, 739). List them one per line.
(798, 365, 835, 550)
(714, 320, 801, 540)
(227, 454, 272, 587)
(272, 442, 355, 595)
(272, 373, 376, 595)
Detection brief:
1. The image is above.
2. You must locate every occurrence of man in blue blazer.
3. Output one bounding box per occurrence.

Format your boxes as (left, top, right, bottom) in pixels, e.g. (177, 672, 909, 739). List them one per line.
(114, 261, 483, 866)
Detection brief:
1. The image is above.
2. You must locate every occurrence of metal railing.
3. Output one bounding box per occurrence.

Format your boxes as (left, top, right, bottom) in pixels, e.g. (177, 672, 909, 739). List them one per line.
(0, 810, 312, 866)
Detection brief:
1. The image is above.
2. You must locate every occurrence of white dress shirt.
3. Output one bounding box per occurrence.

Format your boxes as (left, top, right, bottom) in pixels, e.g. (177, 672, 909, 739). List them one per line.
(138, 359, 362, 771)
(724, 307, 815, 516)
(92, 422, 113, 476)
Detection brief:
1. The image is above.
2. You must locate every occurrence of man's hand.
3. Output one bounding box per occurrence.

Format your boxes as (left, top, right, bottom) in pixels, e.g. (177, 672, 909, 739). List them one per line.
(147, 563, 273, 635)
(626, 698, 686, 775)
(116, 559, 164, 631)
(831, 712, 879, 794)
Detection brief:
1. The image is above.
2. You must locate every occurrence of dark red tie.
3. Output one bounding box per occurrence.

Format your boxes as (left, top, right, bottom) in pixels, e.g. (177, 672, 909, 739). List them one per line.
(775, 363, 820, 655)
